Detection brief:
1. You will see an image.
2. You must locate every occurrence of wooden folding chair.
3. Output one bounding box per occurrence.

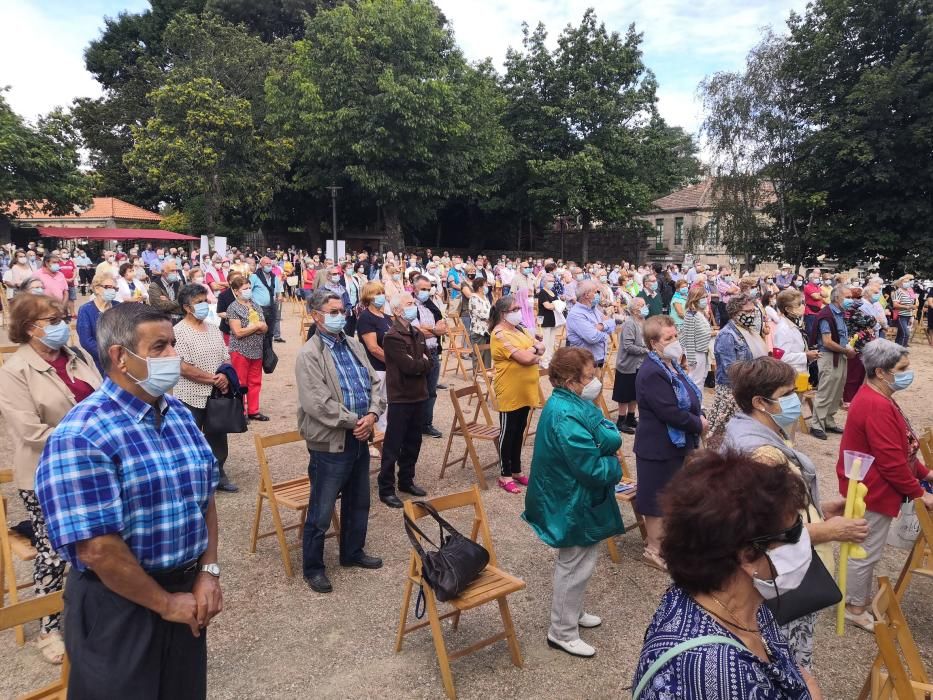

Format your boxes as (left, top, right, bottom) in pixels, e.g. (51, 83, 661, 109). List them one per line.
(249, 431, 339, 577)
(0, 469, 38, 646)
(0, 344, 18, 368)
(441, 316, 472, 381)
(299, 314, 314, 340)
(856, 576, 933, 699)
(369, 429, 386, 476)
(471, 343, 496, 410)
(439, 382, 501, 489)
(0, 591, 68, 699)
(795, 390, 816, 435)
(396, 487, 525, 700)
(893, 497, 933, 601)
(605, 450, 648, 563)
(522, 367, 548, 445)
(599, 363, 618, 417)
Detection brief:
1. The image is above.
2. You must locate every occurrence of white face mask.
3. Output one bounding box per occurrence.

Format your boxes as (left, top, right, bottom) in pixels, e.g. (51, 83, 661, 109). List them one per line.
(662, 340, 684, 362)
(752, 527, 812, 600)
(580, 377, 602, 402)
(505, 310, 523, 326)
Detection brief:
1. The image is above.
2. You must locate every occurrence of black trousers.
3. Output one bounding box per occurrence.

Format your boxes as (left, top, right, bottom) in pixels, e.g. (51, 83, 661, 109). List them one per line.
(63, 567, 206, 700)
(379, 401, 425, 497)
(498, 406, 531, 476)
(182, 402, 229, 475)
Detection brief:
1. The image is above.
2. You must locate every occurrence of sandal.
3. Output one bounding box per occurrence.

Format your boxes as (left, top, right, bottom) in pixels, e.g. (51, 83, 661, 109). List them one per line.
(844, 608, 875, 632)
(498, 478, 522, 494)
(37, 630, 65, 665)
(512, 474, 529, 486)
(641, 549, 668, 572)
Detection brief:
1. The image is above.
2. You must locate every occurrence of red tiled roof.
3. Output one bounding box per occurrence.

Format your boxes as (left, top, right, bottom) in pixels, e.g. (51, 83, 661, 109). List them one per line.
(5, 197, 162, 222)
(649, 177, 776, 213)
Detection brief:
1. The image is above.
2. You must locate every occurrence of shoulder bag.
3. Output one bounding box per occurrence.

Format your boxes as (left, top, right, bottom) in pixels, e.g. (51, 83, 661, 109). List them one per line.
(262, 335, 278, 374)
(403, 501, 489, 602)
(204, 386, 248, 434)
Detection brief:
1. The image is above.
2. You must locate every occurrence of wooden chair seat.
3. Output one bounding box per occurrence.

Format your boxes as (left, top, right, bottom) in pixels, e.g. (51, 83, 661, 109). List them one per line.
(268, 478, 312, 510)
(8, 531, 37, 563)
(459, 423, 500, 440)
(445, 565, 525, 612)
(1, 471, 39, 646)
(0, 591, 68, 698)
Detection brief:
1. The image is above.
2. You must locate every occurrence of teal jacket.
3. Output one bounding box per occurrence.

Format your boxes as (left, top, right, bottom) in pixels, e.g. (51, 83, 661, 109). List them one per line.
(522, 388, 624, 548)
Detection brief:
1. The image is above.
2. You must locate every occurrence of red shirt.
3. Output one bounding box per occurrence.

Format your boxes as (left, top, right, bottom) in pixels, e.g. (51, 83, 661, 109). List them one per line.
(48, 353, 95, 404)
(59, 259, 76, 284)
(803, 282, 824, 315)
(836, 384, 929, 517)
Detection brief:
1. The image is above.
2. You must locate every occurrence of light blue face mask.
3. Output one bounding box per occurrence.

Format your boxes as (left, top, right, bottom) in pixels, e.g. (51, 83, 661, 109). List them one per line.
(639, 306, 649, 318)
(373, 294, 386, 308)
(888, 369, 914, 392)
(123, 348, 182, 397)
(765, 393, 802, 429)
(403, 305, 419, 321)
(193, 301, 210, 320)
(417, 290, 430, 303)
(592, 293, 601, 307)
(35, 320, 70, 350)
(166, 272, 180, 283)
(103, 289, 117, 302)
(842, 298, 856, 309)
(322, 313, 347, 334)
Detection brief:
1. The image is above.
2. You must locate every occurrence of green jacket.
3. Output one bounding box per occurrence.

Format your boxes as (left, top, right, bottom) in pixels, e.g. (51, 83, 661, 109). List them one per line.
(522, 387, 624, 548)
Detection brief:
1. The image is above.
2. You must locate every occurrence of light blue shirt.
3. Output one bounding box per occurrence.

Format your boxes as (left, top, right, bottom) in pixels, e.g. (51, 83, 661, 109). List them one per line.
(566, 302, 616, 364)
(248, 271, 283, 307)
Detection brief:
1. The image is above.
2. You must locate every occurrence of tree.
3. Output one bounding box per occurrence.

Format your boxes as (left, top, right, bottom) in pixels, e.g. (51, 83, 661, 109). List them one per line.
(0, 92, 91, 216)
(784, 0, 933, 276)
(267, 0, 509, 251)
(503, 12, 700, 261)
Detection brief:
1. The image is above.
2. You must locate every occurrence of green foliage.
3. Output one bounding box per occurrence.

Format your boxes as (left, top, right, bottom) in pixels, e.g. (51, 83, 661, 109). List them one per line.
(0, 92, 91, 216)
(159, 208, 191, 233)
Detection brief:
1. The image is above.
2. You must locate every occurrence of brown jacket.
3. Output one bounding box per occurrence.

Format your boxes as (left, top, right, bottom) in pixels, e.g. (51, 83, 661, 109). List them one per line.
(383, 316, 431, 403)
(0, 343, 102, 489)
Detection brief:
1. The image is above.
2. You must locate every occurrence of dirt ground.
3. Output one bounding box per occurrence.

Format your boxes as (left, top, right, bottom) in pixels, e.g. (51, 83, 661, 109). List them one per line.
(1, 301, 931, 700)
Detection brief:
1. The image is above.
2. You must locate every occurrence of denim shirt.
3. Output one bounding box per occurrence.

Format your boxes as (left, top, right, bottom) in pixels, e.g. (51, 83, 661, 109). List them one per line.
(817, 304, 849, 351)
(713, 322, 753, 386)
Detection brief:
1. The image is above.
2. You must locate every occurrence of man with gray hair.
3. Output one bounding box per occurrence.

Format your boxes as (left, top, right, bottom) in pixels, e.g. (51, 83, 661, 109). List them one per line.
(807, 284, 856, 439)
(148, 259, 184, 323)
(35, 303, 222, 697)
(566, 280, 616, 367)
(297, 289, 385, 593)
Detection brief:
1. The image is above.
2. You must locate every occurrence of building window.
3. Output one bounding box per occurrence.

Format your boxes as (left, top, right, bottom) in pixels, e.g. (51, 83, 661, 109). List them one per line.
(674, 217, 684, 246)
(706, 219, 719, 247)
(655, 218, 664, 249)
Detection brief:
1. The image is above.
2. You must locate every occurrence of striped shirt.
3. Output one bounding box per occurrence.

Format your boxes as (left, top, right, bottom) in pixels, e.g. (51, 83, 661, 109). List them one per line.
(319, 331, 371, 419)
(35, 378, 218, 572)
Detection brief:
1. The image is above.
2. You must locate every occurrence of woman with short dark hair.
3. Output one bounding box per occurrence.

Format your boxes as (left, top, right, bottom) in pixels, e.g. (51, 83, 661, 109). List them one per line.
(632, 450, 819, 699)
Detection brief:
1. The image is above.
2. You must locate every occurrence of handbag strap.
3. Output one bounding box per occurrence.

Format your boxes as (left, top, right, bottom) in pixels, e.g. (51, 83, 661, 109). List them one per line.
(412, 500, 462, 544)
(632, 635, 746, 699)
(403, 513, 439, 560)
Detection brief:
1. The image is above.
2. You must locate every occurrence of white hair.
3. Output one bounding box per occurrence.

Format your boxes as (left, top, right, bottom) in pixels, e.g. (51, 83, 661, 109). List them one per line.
(861, 338, 908, 379)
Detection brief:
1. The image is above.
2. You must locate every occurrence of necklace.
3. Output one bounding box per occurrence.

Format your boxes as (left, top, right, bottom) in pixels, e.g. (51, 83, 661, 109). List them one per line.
(709, 593, 760, 633)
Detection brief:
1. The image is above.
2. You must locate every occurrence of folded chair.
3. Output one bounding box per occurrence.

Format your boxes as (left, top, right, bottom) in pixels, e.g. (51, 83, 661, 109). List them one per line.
(470, 343, 496, 410)
(439, 382, 501, 489)
(396, 487, 525, 699)
(0, 591, 68, 699)
(0, 469, 38, 645)
(893, 497, 933, 601)
(441, 317, 472, 381)
(522, 367, 549, 445)
(250, 431, 339, 577)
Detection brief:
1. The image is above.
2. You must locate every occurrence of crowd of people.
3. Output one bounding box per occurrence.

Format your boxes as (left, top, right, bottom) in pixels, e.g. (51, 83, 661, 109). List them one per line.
(0, 237, 930, 699)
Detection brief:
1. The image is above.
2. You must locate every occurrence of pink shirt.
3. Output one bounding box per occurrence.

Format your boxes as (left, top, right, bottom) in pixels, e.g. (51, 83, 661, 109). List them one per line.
(35, 267, 69, 302)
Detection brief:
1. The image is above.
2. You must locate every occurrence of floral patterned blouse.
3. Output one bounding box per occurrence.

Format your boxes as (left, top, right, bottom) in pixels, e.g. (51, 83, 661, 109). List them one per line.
(633, 586, 811, 700)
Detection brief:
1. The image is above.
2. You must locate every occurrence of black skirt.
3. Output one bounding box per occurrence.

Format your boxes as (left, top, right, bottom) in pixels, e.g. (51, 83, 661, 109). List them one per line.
(611, 370, 637, 403)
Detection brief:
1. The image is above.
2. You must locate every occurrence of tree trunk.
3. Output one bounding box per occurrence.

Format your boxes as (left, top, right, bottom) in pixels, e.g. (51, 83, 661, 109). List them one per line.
(303, 201, 322, 251)
(580, 213, 592, 263)
(383, 202, 404, 253)
(435, 220, 442, 249)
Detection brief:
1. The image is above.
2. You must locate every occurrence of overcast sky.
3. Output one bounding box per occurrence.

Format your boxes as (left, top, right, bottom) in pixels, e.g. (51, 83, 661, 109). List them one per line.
(1, 0, 807, 137)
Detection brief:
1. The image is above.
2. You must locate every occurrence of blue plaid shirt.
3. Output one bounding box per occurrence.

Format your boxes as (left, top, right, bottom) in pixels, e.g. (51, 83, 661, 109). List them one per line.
(35, 378, 218, 572)
(319, 331, 371, 419)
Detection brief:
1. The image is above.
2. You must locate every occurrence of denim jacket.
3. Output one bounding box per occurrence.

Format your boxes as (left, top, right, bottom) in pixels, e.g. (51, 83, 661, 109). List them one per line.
(713, 322, 752, 386)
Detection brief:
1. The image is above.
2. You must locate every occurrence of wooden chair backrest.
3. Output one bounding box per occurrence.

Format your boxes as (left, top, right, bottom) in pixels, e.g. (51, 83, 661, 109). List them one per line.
(450, 381, 495, 428)
(914, 497, 933, 545)
(254, 431, 304, 491)
(919, 428, 933, 472)
(0, 344, 18, 367)
(403, 485, 498, 567)
(595, 393, 612, 420)
(872, 576, 930, 697)
(0, 590, 64, 632)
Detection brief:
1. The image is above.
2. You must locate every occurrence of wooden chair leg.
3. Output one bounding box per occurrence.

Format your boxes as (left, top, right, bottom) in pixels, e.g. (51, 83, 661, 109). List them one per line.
(605, 537, 621, 564)
(395, 577, 415, 652)
(634, 509, 648, 541)
(2, 531, 26, 645)
(268, 501, 294, 577)
(425, 587, 457, 699)
(249, 493, 264, 553)
(498, 597, 523, 668)
(439, 431, 457, 480)
(331, 511, 341, 537)
(465, 437, 489, 490)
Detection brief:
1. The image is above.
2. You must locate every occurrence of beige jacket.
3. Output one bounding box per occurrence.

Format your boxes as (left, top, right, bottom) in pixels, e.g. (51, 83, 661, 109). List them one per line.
(0, 343, 102, 489)
(296, 332, 385, 453)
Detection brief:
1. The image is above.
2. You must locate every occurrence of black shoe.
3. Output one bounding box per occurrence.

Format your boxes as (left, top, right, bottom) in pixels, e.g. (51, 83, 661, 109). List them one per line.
(618, 423, 635, 435)
(340, 553, 383, 569)
(304, 572, 333, 593)
(629, 416, 639, 428)
(437, 383, 448, 390)
(248, 413, 270, 421)
(399, 483, 427, 497)
(809, 428, 827, 440)
(216, 477, 239, 493)
(826, 426, 844, 434)
(422, 426, 442, 439)
(380, 494, 404, 508)
(273, 337, 286, 343)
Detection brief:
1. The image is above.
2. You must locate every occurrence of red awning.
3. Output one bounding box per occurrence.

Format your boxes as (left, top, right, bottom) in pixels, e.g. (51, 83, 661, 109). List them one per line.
(36, 227, 198, 241)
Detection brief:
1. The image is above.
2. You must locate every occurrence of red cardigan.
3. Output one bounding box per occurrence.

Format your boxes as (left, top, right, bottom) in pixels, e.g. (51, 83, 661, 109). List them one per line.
(836, 384, 929, 517)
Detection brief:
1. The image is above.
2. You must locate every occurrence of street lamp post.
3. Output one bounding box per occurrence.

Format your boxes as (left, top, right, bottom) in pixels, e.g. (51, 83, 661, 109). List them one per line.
(327, 185, 342, 262)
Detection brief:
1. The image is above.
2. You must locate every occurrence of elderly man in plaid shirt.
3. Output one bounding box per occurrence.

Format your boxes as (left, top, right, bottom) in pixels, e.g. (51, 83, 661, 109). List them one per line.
(36, 304, 221, 700)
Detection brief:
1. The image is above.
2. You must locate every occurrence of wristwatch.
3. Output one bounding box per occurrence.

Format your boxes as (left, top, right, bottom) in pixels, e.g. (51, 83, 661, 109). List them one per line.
(199, 563, 221, 577)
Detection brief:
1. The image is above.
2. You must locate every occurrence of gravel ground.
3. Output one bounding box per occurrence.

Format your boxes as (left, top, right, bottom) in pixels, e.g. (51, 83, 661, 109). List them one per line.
(1, 303, 931, 699)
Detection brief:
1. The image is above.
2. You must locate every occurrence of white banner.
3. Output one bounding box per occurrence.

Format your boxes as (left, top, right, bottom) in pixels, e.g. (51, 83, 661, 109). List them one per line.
(214, 236, 227, 259)
(325, 240, 346, 261)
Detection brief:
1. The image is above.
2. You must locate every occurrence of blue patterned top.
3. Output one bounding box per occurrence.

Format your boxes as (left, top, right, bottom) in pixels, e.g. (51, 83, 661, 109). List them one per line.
(633, 586, 811, 700)
(318, 330, 371, 419)
(35, 378, 218, 572)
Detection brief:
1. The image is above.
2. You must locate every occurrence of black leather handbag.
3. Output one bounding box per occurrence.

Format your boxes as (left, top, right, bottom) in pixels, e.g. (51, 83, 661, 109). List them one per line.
(403, 502, 489, 602)
(262, 337, 278, 374)
(204, 387, 248, 435)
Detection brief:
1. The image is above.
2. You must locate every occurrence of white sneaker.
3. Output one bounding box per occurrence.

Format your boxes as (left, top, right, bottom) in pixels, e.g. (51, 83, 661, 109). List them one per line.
(578, 612, 602, 628)
(547, 635, 596, 658)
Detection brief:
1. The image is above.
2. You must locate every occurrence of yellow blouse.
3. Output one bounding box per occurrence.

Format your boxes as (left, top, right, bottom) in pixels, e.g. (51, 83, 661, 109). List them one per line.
(491, 325, 541, 412)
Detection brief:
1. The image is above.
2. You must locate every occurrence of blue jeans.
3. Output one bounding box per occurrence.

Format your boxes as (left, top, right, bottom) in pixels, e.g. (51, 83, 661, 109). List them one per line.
(895, 315, 911, 347)
(302, 433, 371, 578)
(421, 349, 440, 430)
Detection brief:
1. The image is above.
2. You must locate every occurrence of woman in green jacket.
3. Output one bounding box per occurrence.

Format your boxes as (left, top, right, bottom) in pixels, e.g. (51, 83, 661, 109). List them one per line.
(523, 346, 624, 659)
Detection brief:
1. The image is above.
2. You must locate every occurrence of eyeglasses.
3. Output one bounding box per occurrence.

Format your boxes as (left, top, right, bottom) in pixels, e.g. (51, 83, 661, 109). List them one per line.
(749, 514, 803, 550)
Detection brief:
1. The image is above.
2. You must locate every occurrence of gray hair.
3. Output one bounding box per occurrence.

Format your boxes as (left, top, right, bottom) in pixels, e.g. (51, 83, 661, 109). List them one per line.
(830, 284, 849, 304)
(392, 292, 413, 312)
(307, 288, 340, 313)
(576, 280, 598, 298)
(97, 303, 171, 373)
(861, 338, 908, 380)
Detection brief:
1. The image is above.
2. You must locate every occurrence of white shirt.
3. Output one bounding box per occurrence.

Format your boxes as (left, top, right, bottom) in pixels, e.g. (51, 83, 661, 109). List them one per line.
(773, 316, 809, 373)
